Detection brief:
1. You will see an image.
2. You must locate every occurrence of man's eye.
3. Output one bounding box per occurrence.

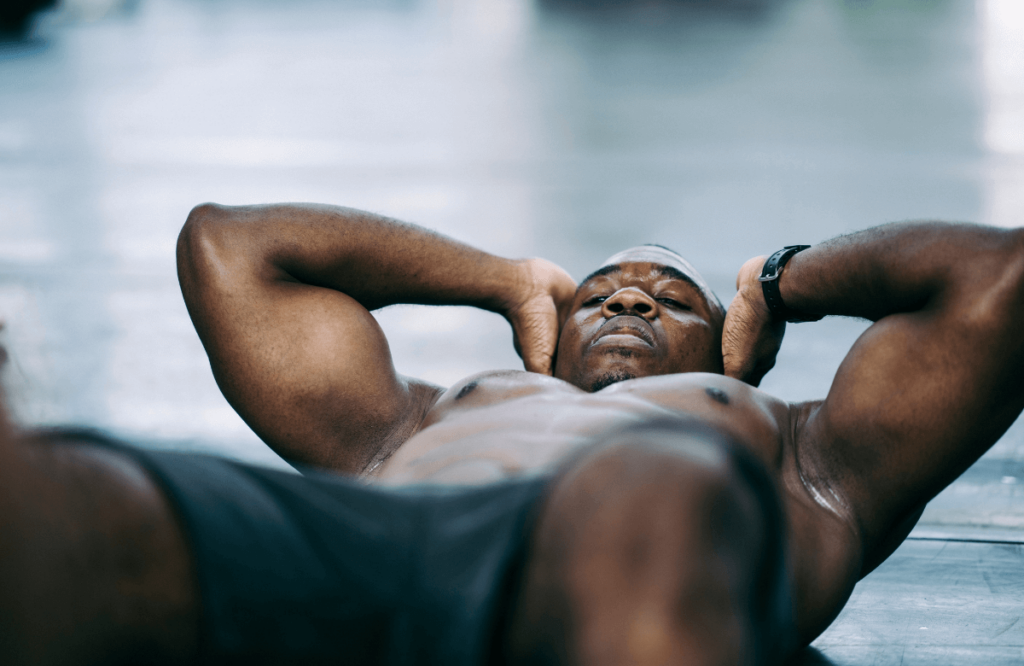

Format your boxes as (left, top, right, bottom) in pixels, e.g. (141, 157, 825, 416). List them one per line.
(583, 296, 607, 306)
(658, 298, 690, 310)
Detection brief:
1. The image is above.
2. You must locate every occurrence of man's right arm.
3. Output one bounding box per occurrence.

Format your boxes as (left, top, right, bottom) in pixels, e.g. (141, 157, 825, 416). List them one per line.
(177, 203, 574, 473)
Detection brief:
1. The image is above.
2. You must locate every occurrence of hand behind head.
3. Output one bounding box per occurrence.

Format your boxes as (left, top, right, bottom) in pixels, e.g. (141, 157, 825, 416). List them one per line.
(505, 258, 577, 376)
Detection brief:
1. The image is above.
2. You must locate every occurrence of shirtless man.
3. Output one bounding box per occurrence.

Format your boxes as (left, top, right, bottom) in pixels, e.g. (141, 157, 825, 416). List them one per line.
(0, 203, 1022, 666)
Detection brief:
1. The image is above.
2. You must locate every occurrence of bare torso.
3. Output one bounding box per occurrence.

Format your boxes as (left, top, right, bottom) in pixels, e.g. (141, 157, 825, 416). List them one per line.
(373, 370, 865, 642)
(374, 371, 790, 486)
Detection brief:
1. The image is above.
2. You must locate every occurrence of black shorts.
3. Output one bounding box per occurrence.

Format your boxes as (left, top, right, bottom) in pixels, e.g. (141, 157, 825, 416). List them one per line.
(44, 429, 549, 666)
(39, 426, 795, 666)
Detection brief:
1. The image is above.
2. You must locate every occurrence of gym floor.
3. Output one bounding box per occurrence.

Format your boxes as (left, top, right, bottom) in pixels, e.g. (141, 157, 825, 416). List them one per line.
(1, 0, 1022, 662)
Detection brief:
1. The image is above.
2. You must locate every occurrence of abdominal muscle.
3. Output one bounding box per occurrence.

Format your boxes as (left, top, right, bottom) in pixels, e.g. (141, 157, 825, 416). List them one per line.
(371, 370, 865, 644)
(372, 370, 788, 486)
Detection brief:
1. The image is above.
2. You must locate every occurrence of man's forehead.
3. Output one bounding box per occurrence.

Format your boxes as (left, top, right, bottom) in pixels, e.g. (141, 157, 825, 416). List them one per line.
(598, 246, 708, 290)
(579, 245, 726, 323)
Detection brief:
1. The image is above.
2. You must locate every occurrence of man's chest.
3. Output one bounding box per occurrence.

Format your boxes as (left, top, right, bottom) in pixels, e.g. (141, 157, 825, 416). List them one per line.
(373, 371, 788, 485)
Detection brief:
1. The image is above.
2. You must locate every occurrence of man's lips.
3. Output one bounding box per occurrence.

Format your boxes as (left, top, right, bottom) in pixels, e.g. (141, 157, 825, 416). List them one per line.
(590, 317, 655, 348)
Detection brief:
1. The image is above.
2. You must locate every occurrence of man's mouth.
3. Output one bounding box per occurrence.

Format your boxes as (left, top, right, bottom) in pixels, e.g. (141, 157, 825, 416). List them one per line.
(591, 317, 655, 348)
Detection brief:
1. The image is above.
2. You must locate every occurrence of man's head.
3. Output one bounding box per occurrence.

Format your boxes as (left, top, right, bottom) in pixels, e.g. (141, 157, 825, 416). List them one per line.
(553, 245, 726, 391)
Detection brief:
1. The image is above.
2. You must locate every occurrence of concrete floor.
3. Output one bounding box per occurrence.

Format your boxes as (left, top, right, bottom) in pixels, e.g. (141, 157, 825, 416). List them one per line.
(802, 538, 1024, 665)
(1, 0, 1023, 661)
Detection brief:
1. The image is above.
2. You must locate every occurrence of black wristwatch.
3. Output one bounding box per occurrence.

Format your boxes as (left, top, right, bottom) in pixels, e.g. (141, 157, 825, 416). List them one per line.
(757, 245, 823, 323)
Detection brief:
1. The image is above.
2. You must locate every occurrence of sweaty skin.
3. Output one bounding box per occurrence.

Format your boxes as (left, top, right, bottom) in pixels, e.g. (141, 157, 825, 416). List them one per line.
(176, 203, 1024, 651)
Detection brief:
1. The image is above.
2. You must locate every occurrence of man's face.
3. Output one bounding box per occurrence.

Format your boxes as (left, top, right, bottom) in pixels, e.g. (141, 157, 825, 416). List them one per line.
(553, 247, 725, 392)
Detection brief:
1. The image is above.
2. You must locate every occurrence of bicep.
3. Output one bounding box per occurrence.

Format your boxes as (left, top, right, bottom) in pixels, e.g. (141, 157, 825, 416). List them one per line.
(185, 268, 430, 473)
(803, 291, 1024, 557)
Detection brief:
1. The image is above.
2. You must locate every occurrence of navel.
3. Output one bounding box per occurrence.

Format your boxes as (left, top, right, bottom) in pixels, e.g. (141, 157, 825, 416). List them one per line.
(705, 387, 730, 405)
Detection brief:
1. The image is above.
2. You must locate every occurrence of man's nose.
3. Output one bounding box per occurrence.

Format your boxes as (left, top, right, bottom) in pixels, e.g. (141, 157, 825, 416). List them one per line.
(602, 288, 658, 320)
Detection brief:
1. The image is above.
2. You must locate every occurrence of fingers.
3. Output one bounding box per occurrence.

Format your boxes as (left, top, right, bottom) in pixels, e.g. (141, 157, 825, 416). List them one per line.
(729, 357, 775, 388)
(723, 353, 768, 388)
(514, 333, 553, 376)
(736, 256, 767, 290)
(517, 339, 553, 376)
(722, 343, 759, 385)
(722, 355, 750, 383)
(722, 281, 785, 387)
(507, 262, 569, 376)
(523, 351, 554, 377)
(516, 320, 558, 376)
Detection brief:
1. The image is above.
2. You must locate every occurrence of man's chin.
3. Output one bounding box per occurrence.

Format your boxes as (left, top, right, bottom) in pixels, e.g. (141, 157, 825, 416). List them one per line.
(588, 370, 638, 392)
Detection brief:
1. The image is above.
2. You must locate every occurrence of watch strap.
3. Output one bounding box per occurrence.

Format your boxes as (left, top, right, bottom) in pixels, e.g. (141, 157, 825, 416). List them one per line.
(757, 245, 823, 323)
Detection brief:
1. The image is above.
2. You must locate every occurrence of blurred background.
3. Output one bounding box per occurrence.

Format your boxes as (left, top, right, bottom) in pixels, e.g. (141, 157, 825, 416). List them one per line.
(1, 0, 1023, 531)
(2, 0, 1024, 660)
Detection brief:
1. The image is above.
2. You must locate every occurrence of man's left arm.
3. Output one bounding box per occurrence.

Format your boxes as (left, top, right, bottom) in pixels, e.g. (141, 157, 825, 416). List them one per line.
(730, 222, 1024, 568)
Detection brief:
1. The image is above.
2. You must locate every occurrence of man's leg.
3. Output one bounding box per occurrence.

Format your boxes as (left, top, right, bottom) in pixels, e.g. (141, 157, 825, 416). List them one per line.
(0, 417, 788, 666)
(0, 425, 550, 666)
(505, 420, 790, 666)
(0, 426, 199, 665)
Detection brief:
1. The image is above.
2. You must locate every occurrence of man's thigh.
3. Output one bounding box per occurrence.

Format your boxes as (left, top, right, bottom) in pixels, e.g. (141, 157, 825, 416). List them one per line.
(94, 430, 549, 666)
(508, 418, 795, 666)
(2, 429, 199, 665)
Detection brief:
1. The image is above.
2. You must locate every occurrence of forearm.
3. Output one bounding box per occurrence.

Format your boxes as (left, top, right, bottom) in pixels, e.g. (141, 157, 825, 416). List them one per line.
(777, 221, 1023, 321)
(179, 202, 523, 313)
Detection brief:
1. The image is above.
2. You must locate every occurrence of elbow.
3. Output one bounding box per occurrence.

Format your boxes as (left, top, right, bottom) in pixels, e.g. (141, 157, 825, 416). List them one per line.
(177, 203, 237, 295)
(185, 201, 225, 226)
(1006, 229, 1024, 311)
(995, 229, 1024, 309)
(961, 228, 1024, 335)
(179, 203, 229, 250)
(992, 230, 1024, 364)
(178, 203, 233, 266)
